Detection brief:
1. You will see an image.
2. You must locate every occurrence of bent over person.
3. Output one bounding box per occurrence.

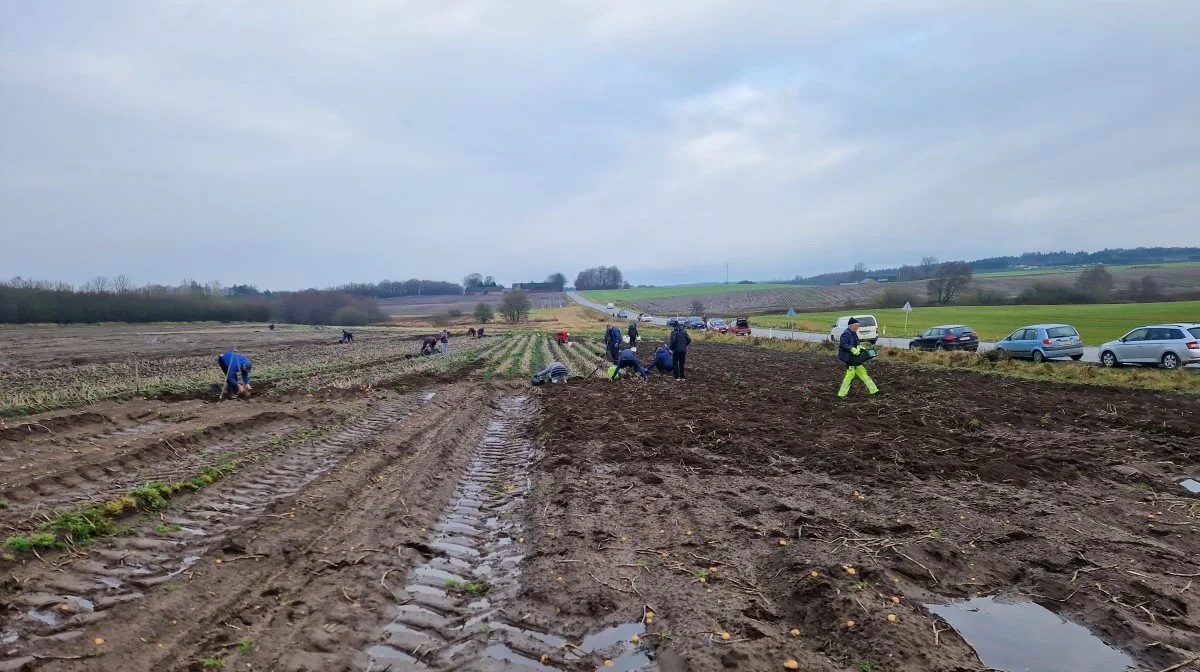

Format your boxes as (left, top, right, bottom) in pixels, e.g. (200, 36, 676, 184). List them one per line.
(533, 361, 570, 384)
(837, 318, 878, 398)
(217, 351, 252, 399)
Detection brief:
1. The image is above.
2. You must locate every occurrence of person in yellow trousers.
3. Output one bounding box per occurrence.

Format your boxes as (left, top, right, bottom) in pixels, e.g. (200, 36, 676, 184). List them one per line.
(837, 318, 879, 398)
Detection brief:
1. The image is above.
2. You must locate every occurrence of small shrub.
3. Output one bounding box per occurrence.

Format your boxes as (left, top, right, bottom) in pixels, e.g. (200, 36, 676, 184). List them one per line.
(235, 639, 253, 654)
(29, 533, 57, 548)
(5, 536, 32, 552)
(201, 659, 225, 669)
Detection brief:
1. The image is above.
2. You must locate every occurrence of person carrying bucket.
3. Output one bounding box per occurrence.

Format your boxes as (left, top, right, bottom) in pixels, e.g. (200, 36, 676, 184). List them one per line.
(837, 317, 879, 398)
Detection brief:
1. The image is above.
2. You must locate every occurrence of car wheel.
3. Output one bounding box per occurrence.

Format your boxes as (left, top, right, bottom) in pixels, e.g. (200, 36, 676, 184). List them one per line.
(934, 342, 944, 351)
(1070, 354, 1083, 361)
(1162, 352, 1181, 370)
(1032, 350, 1045, 363)
(1100, 351, 1117, 367)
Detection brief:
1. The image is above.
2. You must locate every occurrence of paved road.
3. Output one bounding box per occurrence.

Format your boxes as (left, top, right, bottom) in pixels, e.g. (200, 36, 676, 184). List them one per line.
(566, 292, 1111, 362)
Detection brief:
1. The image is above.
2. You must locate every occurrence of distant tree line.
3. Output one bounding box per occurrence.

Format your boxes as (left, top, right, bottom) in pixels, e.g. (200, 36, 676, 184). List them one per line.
(0, 276, 380, 326)
(783, 247, 1200, 286)
(574, 266, 626, 290)
(462, 274, 500, 289)
(335, 279, 462, 298)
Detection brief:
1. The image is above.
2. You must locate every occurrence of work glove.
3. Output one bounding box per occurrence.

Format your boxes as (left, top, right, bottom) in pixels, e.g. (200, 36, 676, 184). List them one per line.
(851, 346, 862, 355)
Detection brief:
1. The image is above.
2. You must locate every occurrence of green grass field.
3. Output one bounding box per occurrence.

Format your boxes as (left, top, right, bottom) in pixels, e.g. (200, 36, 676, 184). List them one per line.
(973, 261, 1200, 278)
(752, 301, 1200, 344)
(580, 283, 802, 304)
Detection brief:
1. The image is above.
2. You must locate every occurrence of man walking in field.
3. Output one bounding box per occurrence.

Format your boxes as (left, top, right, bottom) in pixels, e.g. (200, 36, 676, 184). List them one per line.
(217, 351, 253, 399)
(604, 323, 622, 363)
(669, 323, 691, 381)
(440, 330, 449, 354)
(628, 322, 639, 349)
(838, 318, 879, 398)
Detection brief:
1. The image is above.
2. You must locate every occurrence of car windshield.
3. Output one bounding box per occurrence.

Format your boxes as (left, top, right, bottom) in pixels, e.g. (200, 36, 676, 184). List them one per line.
(854, 316, 877, 327)
(711, 320, 725, 326)
(1046, 326, 1077, 338)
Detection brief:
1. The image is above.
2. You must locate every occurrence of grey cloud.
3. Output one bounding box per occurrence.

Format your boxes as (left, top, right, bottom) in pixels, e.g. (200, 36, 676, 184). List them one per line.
(1, 1, 1197, 289)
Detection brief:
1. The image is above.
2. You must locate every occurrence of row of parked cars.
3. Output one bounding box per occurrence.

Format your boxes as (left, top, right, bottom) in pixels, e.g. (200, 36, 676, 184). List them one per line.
(663, 316, 753, 335)
(829, 313, 1200, 370)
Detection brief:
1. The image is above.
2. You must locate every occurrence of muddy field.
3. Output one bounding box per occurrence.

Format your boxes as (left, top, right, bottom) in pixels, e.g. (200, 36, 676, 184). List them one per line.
(1, 335, 1198, 671)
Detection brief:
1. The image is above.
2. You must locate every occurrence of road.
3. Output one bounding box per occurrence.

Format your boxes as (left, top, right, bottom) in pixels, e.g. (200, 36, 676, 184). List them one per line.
(566, 292, 1108, 363)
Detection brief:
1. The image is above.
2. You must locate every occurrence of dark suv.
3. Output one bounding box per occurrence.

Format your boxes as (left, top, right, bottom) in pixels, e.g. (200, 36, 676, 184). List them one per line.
(685, 317, 706, 330)
(909, 325, 979, 352)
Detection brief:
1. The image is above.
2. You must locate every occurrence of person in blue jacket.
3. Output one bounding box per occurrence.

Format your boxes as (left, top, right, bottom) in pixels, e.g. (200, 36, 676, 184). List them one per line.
(648, 344, 673, 374)
(837, 318, 878, 398)
(217, 351, 253, 398)
(608, 348, 648, 380)
(604, 323, 622, 363)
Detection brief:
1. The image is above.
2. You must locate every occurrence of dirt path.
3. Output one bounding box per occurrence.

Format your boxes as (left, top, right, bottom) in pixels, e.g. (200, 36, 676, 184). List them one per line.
(518, 342, 1200, 672)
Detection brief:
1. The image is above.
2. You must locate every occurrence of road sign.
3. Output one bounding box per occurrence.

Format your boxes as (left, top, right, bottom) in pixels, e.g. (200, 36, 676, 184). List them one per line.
(786, 308, 795, 339)
(787, 308, 796, 318)
(902, 302, 912, 313)
(902, 302, 912, 333)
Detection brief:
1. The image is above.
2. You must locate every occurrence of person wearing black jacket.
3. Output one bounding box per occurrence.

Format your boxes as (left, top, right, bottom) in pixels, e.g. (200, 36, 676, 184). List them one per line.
(627, 322, 639, 349)
(669, 323, 691, 381)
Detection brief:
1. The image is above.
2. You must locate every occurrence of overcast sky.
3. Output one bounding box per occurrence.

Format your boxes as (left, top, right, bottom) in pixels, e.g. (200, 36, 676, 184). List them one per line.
(2, 1, 1197, 289)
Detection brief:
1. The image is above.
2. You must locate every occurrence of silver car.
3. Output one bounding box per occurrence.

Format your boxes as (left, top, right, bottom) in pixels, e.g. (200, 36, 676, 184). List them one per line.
(1099, 323, 1200, 370)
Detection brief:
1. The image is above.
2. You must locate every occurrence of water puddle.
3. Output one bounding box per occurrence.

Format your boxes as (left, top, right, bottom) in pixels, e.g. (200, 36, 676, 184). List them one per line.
(1180, 478, 1200, 494)
(927, 596, 1135, 672)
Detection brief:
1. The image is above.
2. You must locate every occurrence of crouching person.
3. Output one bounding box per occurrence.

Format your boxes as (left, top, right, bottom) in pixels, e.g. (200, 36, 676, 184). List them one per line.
(217, 351, 252, 399)
(608, 348, 648, 380)
(532, 361, 570, 385)
(648, 344, 673, 374)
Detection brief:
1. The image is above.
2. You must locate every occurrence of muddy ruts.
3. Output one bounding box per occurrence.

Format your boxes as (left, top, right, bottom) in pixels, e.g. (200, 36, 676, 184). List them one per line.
(362, 397, 652, 672)
(0, 391, 436, 665)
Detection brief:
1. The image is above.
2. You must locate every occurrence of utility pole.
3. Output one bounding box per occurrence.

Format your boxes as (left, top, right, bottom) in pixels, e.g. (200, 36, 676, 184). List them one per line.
(725, 263, 729, 285)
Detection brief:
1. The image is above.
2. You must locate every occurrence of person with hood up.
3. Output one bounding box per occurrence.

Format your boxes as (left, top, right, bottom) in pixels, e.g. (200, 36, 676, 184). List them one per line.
(669, 323, 692, 381)
(217, 351, 252, 399)
(647, 343, 673, 374)
(837, 317, 879, 398)
(627, 322, 639, 349)
(608, 348, 648, 380)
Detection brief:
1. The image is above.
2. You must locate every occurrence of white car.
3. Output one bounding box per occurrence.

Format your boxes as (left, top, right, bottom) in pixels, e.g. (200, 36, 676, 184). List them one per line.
(638, 313, 654, 322)
(830, 315, 879, 344)
(1099, 323, 1200, 369)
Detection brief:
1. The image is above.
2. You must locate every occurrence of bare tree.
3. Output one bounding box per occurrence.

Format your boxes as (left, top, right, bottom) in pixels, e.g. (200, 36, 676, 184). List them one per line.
(690, 300, 705, 317)
(85, 276, 111, 294)
(112, 274, 132, 293)
(1075, 266, 1113, 301)
(921, 256, 940, 278)
(926, 262, 973, 305)
(463, 273, 483, 288)
(474, 302, 495, 323)
(500, 292, 532, 322)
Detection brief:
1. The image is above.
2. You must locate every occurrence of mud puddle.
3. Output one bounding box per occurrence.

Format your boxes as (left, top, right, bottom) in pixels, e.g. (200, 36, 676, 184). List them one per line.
(927, 596, 1136, 672)
(365, 396, 653, 672)
(2, 391, 437, 661)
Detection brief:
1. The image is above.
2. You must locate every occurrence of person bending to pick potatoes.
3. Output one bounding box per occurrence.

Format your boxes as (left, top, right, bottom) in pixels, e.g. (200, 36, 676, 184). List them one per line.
(533, 361, 570, 384)
(608, 348, 648, 380)
(648, 344, 673, 374)
(217, 351, 253, 399)
(837, 318, 879, 398)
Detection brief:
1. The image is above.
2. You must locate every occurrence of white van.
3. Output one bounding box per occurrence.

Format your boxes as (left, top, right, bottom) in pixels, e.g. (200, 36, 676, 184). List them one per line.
(606, 302, 615, 309)
(830, 315, 879, 344)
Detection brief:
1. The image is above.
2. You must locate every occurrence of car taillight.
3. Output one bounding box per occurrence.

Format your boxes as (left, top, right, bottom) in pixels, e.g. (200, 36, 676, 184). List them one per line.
(1042, 339, 1051, 345)
(1188, 341, 1199, 350)
(945, 335, 957, 341)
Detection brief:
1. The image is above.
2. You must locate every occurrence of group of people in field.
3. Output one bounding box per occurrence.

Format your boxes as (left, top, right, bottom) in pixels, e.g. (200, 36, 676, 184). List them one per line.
(534, 316, 880, 397)
(219, 316, 879, 399)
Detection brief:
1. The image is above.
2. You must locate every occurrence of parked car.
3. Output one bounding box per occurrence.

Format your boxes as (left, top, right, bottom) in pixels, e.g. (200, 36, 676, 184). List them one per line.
(909, 325, 979, 352)
(606, 302, 615, 309)
(638, 313, 654, 322)
(830, 315, 878, 344)
(730, 317, 752, 336)
(994, 324, 1084, 362)
(707, 318, 729, 334)
(616, 310, 629, 319)
(667, 317, 685, 328)
(1099, 323, 1200, 370)
(685, 317, 706, 330)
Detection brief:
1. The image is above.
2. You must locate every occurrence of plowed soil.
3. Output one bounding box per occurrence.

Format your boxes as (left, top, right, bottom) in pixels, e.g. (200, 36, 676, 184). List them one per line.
(519, 342, 1200, 671)
(3, 336, 1199, 672)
